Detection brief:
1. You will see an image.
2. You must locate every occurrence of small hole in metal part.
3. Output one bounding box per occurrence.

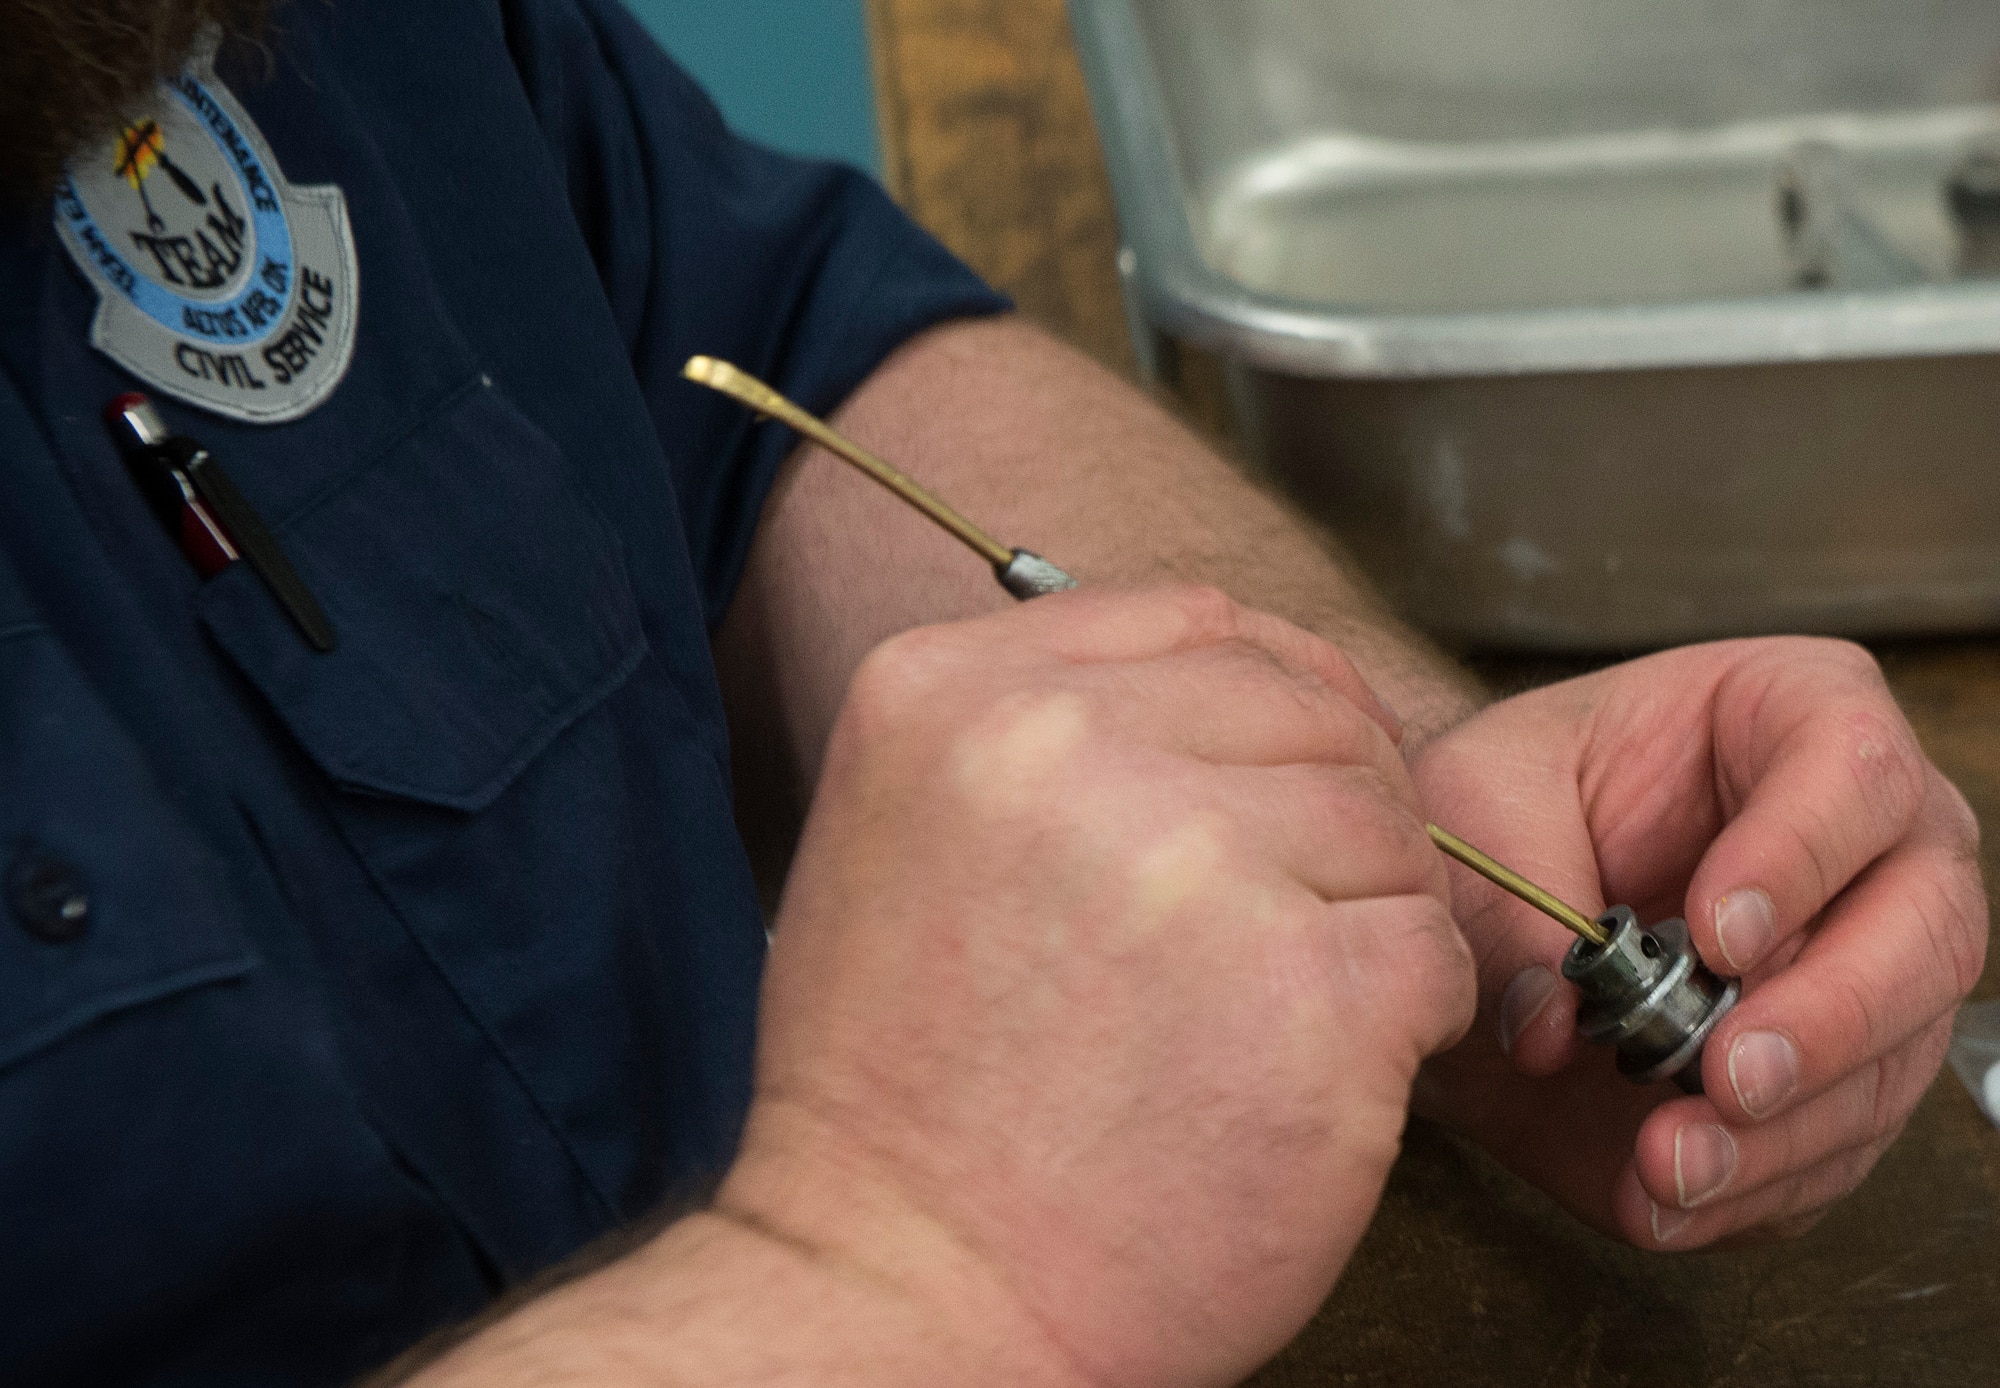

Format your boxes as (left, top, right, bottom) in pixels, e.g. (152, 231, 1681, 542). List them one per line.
(1640, 934, 1662, 960)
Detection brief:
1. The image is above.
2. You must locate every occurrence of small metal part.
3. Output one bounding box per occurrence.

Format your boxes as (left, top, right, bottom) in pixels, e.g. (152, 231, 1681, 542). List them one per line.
(1566, 908, 1740, 1092)
(108, 393, 171, 450)
(1426, 825, 1610, 947)
(1428, 826, 1738, 1091)
(998, 549, 1080, 600)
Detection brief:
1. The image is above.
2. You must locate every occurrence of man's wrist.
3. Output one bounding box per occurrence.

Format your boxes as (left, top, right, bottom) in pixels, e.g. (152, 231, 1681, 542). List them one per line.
(397, 1106, 1087, 1386)
(708, 1100, 1092, 1388)
(630, 1205, 1006, 1388)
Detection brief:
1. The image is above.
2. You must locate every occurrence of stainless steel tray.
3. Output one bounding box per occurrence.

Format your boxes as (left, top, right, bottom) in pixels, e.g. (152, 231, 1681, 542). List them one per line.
(1069, 0, 2000, 648)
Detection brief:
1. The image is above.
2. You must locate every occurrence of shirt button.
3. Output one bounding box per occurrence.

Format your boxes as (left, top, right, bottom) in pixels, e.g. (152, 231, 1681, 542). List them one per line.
(8, 844, 91, 944)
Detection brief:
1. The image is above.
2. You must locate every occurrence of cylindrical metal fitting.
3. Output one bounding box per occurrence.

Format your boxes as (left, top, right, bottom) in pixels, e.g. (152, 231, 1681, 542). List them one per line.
(997, 550, 1079, 600)
(1563, 907, 1740, 1092)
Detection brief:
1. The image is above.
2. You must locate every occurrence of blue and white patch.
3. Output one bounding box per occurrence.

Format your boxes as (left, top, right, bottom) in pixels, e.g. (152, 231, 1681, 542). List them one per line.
(53, 45, 357, 424)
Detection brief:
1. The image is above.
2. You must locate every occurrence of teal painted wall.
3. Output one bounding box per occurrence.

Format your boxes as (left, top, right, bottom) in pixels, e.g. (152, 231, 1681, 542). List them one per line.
(620, 0, 881, 174)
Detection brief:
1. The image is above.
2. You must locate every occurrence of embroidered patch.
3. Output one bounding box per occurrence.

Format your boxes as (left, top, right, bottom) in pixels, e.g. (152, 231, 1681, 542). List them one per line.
(53, 48, 357, 425)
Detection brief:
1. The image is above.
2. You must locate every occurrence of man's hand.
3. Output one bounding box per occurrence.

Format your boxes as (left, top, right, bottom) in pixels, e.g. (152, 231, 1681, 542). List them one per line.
(1412, 638, 1987, 1250)
(722, 585, 1476, 1388)
(401, 586, 1475, 1387)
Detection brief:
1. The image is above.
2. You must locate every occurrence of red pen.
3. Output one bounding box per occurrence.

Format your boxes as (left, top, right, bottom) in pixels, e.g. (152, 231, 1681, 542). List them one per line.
(107, 394, 239, 578)
(104, 394, 336, 651)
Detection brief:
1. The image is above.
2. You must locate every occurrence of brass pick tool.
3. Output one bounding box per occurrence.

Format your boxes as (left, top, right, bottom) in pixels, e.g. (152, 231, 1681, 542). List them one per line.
(1425, 826, 1610, 946)
(682, 355, 1014, 568)
(682, 355, 1604, 946)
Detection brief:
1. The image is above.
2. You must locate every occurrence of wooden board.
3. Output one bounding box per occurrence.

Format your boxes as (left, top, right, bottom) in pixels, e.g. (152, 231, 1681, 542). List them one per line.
(867, 0, 1135, 374)
(868, 3, 2000, 1381)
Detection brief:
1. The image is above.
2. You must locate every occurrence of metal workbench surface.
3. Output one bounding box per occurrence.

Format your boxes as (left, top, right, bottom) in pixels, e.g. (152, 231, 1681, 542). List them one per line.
(865, 2, 2000, 1380)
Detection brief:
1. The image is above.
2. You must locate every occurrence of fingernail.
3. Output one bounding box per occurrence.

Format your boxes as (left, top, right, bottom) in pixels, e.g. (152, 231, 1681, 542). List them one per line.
(1714, 888, 1776, 971)
(1673, 1123, 1739, 1208)
(1650, 1200, 1694, 1245)
(1728, 1031, 1802, 1119)
(1499, 967, 1559, 1056)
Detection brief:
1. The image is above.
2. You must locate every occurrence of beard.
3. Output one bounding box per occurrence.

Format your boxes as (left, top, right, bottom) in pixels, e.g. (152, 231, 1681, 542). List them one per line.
(0, 0, 269, 202)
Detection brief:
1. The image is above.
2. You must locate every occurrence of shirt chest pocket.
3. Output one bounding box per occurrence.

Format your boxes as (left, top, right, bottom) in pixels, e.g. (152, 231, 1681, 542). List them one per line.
(192, 379, 753, 1219)
(196, 378, 647, 811)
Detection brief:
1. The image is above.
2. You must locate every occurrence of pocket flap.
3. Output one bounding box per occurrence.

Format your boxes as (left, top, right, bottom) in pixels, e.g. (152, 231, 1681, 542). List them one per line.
(199, 381, 647, 813)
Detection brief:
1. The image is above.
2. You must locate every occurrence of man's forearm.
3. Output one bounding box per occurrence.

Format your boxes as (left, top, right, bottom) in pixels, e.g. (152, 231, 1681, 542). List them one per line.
(375, 1210, 911, 1385)
(375, 1194, 1060, 1388)
(716, 315, 1483, 805)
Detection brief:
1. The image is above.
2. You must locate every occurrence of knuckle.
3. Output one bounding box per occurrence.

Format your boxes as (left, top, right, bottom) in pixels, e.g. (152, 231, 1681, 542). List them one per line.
(1292, 764, 1431, 878)
(1750, 635, 1883, 697)
(1767, 1076, 1869, 1181)
(1120, 809, 1240, 924)
(1160, 582, 1240, 641)
(1366, 770, 1435, 864)
(1817, 964, 1888, 1078)
(1910, 865, 1989, 1003)
(1822, 1146, 1883, 1206)
(1379, 897, 1478, 1034)
(1859, 1055, 1896, 1145)
(1382, 816, 1442, 897)
(1870, 1038, 1942, 1146)
(1761, 638, 1929, 832)
(1308, 635, 1367, 690)
(1769, 1151, 1874, 1227)
(1942, 898, 1988, 1005)
(1939, 777, 1984, 861)
(1762, 1073, 1866, 1180)
(1454, 893, 1522, 975)
(1439, 913, 1480, 1020)
(848, 626, 955, 730)
(1895, 1024, 1960, 1119)
(1410, 892, 1475, 970)
(1837, 704, 1929, 823)
(1777, 799, 1848, 910)
(1331, 759, 1418, 818)
(1802, 636, 1886, 685)
(1766, 1167, 1817, 1225)
(945, 689, 1094, 818)
(1222, 636, 1330, 716)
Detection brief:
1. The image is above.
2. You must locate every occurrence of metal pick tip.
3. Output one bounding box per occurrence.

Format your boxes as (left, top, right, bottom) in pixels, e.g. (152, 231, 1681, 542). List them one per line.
(683, 355, 725, 385)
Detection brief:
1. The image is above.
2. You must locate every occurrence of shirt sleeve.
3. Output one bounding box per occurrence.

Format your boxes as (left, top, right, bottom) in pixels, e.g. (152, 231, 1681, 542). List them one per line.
(499, 0, 1012, 630)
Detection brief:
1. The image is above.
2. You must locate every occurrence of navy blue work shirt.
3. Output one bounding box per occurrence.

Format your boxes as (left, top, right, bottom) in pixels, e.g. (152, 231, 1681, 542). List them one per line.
(0, 1, 1005, 1381)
